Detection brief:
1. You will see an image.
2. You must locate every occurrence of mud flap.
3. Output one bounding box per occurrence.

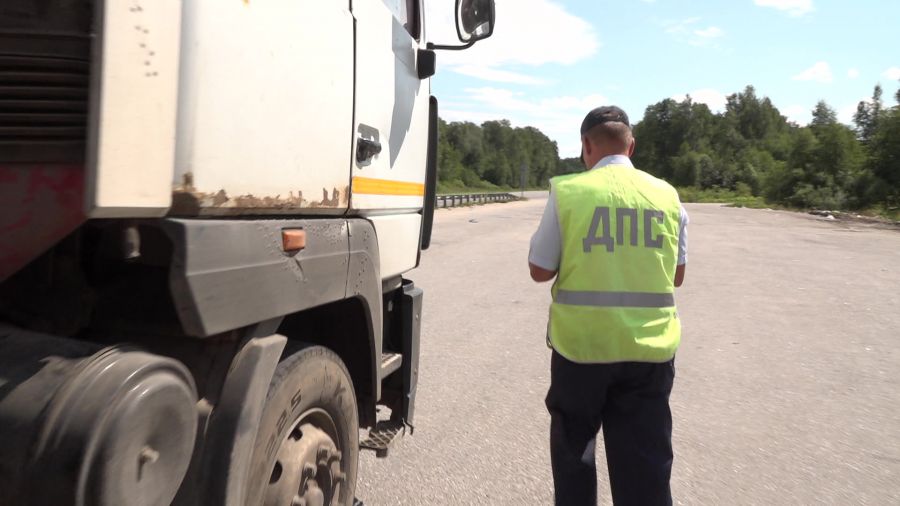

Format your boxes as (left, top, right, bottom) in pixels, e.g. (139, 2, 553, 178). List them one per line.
(399, 279, 422, 424)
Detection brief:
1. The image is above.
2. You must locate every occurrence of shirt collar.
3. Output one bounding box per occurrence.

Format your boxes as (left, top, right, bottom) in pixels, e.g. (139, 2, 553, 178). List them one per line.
(591, 154, 633, 170)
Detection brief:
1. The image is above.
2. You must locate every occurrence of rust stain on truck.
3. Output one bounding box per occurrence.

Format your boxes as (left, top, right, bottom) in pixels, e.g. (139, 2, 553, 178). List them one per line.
(172, 174, 349, 215)
(0, 165, 87, 282)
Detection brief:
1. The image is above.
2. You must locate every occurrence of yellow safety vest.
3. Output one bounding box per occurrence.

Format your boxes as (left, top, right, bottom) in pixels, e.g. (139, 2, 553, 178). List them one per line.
(549, 164, 682, 363)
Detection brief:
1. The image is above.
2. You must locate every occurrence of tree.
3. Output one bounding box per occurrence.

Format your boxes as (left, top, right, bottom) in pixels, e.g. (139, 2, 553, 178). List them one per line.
(436, 80, 896, 212)
(558, 157, 583, 175)
(632, 98, 684, 179)
(514, 126, 559, 187)
(853, 102, 871, 140)
(436, 119, 463, 182)
(868, 108, 900, 205)
(854, 84, 885, 144)
(810, 100, 838, 129)
(773, 101, 864, 209)
(873, 84, 884, 119)
(633, 96, 718, 180)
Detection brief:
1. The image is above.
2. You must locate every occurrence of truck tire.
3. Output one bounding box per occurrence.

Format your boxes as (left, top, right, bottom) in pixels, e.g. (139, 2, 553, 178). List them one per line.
(246, 344, 359, 506)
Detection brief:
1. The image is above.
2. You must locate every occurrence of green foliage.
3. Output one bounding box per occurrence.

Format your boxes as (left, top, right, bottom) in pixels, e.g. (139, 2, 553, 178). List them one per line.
(868, 107, 900, 205)
(788, 184, 846, 210)
(810, 100, 838, 128)
(436, 81, 900, 214)
(675, 186, 766, 208)
(558, 156, 584, 175)
(726, 86, 789, 142)
(632, 84, 897, 212)
(436, 178, 503, 195)
(437, 117, 560, 190)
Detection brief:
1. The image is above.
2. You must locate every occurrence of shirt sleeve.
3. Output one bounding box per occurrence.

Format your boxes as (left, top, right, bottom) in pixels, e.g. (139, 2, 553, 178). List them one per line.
(678, 205, 689, 265)
(529, 190, 562, 271)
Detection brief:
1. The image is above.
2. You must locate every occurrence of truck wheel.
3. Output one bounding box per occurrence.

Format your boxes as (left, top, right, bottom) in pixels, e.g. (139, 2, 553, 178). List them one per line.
(246, 344, 359, 506)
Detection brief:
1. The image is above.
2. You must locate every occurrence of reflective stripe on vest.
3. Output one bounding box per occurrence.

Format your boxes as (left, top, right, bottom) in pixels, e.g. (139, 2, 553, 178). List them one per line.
(555, 290, 675, 308)
(549, 164, 682, 364)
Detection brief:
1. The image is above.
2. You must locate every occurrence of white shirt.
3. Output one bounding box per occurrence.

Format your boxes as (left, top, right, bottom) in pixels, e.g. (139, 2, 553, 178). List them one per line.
(528, 155, 689, 271)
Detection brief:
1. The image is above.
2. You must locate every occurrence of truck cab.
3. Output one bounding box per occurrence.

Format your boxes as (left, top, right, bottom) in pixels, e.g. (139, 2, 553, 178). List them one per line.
(0, 1, 494, 504)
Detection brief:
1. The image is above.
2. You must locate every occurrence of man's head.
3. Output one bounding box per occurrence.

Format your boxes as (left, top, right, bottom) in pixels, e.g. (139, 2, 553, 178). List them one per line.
(580, 106, 634, 169)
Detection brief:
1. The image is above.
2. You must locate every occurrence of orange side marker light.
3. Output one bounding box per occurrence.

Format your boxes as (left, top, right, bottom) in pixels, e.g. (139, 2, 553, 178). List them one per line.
(282, 229, 306, 253)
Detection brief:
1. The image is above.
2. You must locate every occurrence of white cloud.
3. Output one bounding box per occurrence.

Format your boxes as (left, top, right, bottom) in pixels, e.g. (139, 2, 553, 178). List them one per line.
(463, 88, 608, 117)
(662, 18, 724, 47)
(783, 98, 868, 126)
(663, 17, 701, 36)
(444, 87, 612, 156)
(838, 96, 871, 125)
(440, 108, 510, 126)
(754, 0, 815, 17)
(779, 97, 871, 126)
(671, 88, 728, 112)
(694, 27, 724, 39)
(847, 68, 860, 79)
(883, 67, 900, 81)
(425, 1, 601, 149)
(792, 61, 833, 83)
(838, 104, 858, 125)
(782, 105, 811, 125)
(427, 0, 599, 83)
(450, 65, 548, 85)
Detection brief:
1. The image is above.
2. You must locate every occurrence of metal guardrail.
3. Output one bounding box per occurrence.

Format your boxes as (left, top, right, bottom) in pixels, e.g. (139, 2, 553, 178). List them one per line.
(435, 192, 520, 208)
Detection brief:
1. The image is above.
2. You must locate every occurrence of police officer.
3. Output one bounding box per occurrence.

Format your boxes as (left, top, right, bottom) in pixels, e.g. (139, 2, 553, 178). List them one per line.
(528, 106, 688, 505)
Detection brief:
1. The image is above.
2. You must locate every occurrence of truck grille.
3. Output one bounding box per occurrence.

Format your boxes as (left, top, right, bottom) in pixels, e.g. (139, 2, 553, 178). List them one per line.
(0, 33, 91, 164)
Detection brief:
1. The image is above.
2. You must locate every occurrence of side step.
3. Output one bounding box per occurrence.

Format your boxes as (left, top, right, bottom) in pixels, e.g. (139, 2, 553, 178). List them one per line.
(360, 420, 406, 458)
(380, 352, 402, 377)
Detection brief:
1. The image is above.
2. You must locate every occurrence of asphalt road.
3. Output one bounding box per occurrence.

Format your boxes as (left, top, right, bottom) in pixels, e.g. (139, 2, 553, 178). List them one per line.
(357, 196, 900, 505)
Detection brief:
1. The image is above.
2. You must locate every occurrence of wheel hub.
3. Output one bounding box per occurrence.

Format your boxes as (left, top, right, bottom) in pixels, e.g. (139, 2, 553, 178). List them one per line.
(266, 422, 345, 506)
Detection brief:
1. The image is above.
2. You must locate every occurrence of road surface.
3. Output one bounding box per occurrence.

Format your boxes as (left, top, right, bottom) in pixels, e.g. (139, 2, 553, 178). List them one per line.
(357, 196, 900, 505)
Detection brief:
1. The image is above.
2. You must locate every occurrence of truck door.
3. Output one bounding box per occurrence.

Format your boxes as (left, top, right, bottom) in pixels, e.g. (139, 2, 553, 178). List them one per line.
(351, 0, 429, 213)
(172, 0, 354, 214)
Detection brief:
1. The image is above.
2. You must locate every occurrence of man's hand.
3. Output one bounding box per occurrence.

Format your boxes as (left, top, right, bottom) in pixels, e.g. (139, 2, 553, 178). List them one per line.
(674, 264, 686, 287)
(530, 263, 557, 283)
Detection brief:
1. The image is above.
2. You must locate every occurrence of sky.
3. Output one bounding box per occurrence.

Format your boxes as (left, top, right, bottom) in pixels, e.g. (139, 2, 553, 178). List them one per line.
(423, 0, 900, 157)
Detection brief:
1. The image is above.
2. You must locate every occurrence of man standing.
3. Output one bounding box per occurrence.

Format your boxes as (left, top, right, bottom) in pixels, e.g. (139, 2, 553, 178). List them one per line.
(529, 106, 688, 505)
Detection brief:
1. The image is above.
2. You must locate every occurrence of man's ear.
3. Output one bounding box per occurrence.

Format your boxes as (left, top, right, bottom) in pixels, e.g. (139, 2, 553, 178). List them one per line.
(582, 136, 592, 166)
(627, 137, 636, 157)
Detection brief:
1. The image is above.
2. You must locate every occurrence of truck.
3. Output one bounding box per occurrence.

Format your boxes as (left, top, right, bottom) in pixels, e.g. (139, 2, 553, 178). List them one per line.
(0, 1, 494, 504)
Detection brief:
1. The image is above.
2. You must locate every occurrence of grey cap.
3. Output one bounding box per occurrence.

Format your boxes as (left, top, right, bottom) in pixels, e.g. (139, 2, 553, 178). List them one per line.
(580, 106, 630, 135)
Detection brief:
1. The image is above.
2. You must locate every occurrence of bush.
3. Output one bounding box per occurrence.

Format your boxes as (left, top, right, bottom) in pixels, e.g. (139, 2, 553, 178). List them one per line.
(761, 164, 797, 203)
(788, 184, 846, 210)
(734, 182, 753, 197)
(676, 186, 765, 207)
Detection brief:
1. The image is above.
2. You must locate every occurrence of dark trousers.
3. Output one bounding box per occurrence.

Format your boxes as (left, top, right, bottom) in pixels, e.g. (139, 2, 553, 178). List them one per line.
(545, 351, 675, 506)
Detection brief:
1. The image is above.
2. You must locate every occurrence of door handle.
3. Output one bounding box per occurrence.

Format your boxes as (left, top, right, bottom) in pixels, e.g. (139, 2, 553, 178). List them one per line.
(357, 138, 382, 163)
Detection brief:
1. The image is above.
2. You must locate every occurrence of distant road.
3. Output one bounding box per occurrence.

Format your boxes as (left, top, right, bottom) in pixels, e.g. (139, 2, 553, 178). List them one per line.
(516, 190, 550, 200)
(357, 196, 900, 505)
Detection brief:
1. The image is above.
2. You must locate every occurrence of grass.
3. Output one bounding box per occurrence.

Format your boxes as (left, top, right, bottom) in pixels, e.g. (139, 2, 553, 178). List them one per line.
(677, 186, 900, 223)
(676, 187, 768, 209)
(851, 205, 900, 223)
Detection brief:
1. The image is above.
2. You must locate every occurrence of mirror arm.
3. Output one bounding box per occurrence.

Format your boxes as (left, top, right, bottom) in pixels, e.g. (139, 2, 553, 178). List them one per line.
(426, 41, 476, 51)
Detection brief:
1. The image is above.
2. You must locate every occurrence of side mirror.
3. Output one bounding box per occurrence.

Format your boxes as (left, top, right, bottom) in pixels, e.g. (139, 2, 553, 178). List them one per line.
(456, 0, 495, 43)
(427, 0, 495, 53)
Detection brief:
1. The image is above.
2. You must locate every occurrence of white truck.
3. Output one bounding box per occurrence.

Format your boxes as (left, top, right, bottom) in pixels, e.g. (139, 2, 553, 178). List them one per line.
(0, 1, 494, 504)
